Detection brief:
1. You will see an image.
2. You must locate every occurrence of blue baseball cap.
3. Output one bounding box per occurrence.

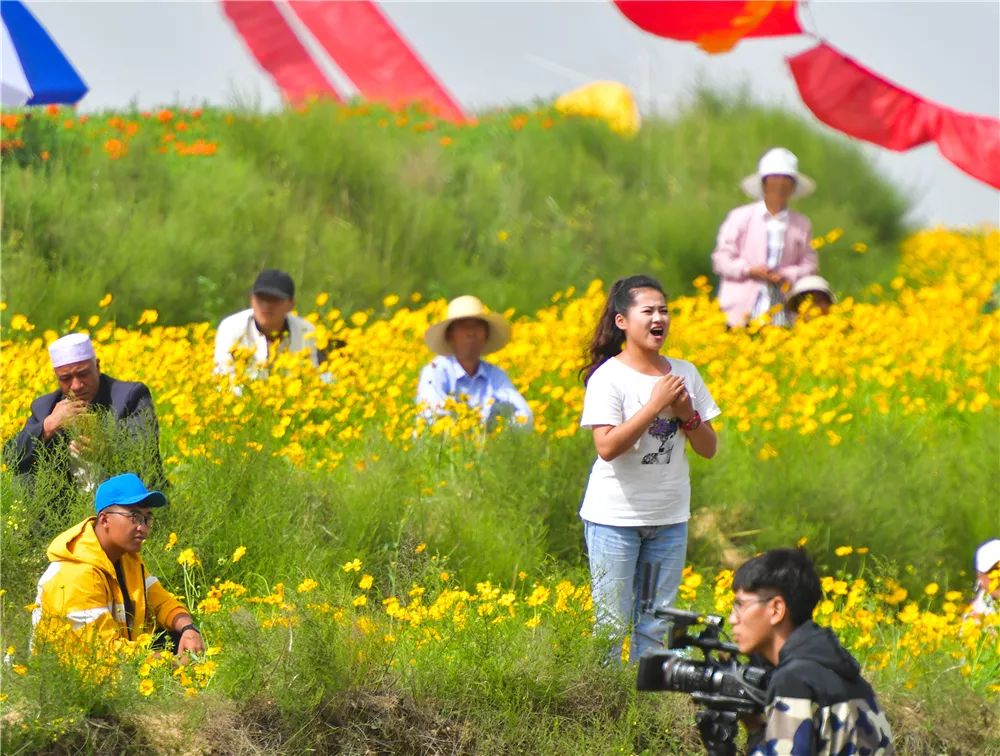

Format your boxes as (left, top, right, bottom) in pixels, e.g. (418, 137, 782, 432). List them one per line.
(95, 473, 167, 514)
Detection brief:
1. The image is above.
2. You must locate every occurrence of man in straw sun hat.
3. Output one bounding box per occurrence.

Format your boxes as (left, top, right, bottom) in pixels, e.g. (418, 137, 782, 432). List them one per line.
(711, 147, 819, 328)
(5, 332, 162, 488)
(416, 295, 532, 427)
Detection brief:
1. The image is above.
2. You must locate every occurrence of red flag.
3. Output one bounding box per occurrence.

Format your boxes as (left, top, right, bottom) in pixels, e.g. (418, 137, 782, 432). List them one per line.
(614, 1, 801, 53)
(221, 0, 341, 103)
(288, 1, 465, 122)
(788, 43, 1000, 189)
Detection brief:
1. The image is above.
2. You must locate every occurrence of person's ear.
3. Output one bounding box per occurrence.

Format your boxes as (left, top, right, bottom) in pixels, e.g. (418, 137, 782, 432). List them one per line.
(614, 312, 627, 331)
(94, 358, 101, 373)
(769, 595, 787, 627)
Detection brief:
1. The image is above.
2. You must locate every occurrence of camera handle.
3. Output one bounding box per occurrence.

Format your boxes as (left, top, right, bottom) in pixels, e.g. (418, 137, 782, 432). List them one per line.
(695, 709, 741, 756)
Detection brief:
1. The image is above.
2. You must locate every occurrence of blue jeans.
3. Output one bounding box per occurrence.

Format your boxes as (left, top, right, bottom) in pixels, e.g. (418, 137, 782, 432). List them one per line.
(583, 520, 688, 662)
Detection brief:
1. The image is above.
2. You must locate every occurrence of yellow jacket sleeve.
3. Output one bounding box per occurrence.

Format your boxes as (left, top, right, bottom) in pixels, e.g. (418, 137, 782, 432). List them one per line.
(144, 575, 188, 631)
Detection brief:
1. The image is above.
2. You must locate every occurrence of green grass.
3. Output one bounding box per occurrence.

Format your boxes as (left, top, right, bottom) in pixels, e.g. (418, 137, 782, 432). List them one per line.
(1, 90, 909, 330)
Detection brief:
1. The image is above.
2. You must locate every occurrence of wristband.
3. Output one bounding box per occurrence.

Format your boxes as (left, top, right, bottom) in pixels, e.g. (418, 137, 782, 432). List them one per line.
(681, 411, 702, 432)
(178, 623, 200, 636)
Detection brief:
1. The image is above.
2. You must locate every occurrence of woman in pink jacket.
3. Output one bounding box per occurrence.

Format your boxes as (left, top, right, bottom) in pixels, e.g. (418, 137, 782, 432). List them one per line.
(711, 148, 818, 328)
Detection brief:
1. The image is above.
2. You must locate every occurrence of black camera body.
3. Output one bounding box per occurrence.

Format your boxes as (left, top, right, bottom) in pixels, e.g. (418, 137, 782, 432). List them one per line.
(636, 606, 771, 755)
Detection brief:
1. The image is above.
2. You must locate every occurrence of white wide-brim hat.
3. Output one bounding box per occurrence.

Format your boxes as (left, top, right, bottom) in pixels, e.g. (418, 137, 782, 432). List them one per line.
(975, 539, 1000, 573)
(741, 147, 816, 200)
(787, 275, 836, 309)
(424, 295, 511, 356)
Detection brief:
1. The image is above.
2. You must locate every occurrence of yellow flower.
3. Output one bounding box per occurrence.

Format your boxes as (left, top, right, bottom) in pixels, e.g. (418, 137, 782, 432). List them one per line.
(138, 679, 155, 696)
(438, 572, 450, 582)
(12, 664, 27, 676)
(358, 574, 374, 591)
(924, 582, 939, 596)
(98, 292, 113, 308)
(795, 536, 809, 547)
(525, 615, 541, 629)
(315, 292, 329, 307)
(231, 545, 247, 563)
(297, 578, 319, 593)
(415, 543, 427, 554)
(383, 294, 399, 308)
(164, 532, 178, 551)
(177, 548, 200, 568)
(342, 558, 362, 572)
(352, 595, 367, 607)
(834, 546, 853, 557)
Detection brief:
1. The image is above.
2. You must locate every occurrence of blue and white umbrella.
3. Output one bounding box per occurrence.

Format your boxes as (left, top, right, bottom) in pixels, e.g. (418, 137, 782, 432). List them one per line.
(1, 0, 86, 106)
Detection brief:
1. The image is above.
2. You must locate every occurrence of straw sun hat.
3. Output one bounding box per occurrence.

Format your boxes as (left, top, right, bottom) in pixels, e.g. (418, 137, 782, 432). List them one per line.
(741, 147, 816, 200)
(424, 296, 511, 356)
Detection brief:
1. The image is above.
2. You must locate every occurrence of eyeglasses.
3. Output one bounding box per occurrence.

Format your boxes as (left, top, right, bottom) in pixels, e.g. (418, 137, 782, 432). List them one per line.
(104, 510, 154, 527)
(730, 595, 775, 618)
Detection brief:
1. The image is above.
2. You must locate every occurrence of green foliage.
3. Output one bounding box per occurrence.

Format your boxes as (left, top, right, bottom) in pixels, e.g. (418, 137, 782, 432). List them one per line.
(1, 92, 909, 329)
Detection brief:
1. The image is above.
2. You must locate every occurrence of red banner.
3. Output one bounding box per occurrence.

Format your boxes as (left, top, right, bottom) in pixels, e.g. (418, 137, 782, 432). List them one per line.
(614, 1, 801, 53)
(288, 1, 465, 122)
(221, 0, 341, 103)
(789, 43, 1000, 189)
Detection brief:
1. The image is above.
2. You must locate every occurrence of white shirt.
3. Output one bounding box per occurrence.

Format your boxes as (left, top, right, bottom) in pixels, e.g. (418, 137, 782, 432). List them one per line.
(213, 308, 319, 377)
(416, 355, 532, 426)
(579, 357, 720, 527)
(751, 205, 790, 325)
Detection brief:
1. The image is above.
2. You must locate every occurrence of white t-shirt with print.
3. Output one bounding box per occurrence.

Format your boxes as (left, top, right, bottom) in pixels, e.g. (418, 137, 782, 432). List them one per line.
(579, 356, 721, 527)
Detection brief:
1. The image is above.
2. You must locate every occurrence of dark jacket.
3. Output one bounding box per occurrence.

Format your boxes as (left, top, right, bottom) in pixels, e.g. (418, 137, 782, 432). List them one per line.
(5, 374, 162, 479)
(750, 621, 894, 755)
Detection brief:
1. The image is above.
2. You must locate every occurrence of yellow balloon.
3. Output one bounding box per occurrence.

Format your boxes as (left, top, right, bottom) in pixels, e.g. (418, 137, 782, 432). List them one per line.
(555, 81, 641, 136)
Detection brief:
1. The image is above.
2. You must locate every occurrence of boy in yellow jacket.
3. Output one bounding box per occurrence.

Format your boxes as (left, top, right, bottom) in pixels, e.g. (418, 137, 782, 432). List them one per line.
(32, 473, 204, 657)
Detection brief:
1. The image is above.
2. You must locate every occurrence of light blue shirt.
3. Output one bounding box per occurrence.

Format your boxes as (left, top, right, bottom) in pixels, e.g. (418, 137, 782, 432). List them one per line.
(416, 355, 533, 426)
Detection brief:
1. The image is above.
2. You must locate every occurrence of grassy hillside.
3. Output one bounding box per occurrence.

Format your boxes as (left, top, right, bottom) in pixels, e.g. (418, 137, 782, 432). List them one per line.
(1, 91, 909, 329)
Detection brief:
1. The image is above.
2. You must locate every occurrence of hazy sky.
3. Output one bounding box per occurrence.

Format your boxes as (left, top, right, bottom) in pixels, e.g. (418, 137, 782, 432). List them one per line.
(26, 1, 1000, 225)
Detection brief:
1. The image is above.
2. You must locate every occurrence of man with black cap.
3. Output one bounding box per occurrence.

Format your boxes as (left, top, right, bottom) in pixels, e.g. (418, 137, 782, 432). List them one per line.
(213, 268, 320, 377)
(32, 473, 204, 657)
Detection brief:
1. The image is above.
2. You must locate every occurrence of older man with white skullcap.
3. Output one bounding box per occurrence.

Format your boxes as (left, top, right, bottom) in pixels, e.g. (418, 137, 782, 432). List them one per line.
(5, 333, 162, 484)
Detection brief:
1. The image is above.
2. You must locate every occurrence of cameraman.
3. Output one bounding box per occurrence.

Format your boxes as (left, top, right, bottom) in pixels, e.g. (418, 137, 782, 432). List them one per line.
(730, 549, 894, 755)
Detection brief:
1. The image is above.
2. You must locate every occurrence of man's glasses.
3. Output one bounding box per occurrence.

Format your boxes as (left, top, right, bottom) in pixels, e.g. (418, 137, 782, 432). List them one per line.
(105, 510, 154, 527)
(730, 595, 775, 618)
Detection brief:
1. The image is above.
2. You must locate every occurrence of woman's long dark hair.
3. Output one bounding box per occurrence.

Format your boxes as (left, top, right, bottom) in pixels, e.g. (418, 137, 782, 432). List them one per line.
(580, 275, 666, 385)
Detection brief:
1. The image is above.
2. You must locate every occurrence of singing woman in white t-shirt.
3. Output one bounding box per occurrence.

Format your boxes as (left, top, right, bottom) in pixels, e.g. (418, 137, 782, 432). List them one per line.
(579, 274, 721, 661)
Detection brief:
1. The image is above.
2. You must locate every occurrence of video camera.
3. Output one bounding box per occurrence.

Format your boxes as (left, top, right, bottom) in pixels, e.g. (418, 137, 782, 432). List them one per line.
(635, 566, 770, 756)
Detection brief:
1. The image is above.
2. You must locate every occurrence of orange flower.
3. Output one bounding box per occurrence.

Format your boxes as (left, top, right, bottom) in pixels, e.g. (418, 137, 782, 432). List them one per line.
(439, 136, 453, 147)
(157, 109, 174, 123)
(509, 114, 529, 131)
(0, 114, 21, 131)
(104, 138, 127, 160)
(45, 104, 60, 117)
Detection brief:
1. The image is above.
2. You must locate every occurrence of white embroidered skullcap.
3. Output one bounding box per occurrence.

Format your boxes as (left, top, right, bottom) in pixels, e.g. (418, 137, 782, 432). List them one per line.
(48, 333, 96, 368)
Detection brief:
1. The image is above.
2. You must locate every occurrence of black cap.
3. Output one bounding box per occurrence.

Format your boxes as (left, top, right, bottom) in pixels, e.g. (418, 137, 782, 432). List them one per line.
(252, 269, 295, 300)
